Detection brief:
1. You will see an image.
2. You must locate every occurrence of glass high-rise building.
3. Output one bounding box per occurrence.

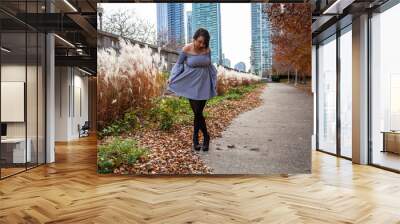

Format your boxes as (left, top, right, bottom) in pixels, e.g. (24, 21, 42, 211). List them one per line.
(157, 3, 185, 47)
(192, 3, 222, 64)
(186, 11, 193, 43)
(168, 3, 184, 46)
(222, 54, 231, 68)
(156, 4, 168, 45)
(223, 58, 231, 68)
(250, 3, 272, 76)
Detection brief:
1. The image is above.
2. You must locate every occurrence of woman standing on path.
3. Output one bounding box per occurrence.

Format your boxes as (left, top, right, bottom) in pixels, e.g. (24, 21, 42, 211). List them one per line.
(166, 28, 218, 152)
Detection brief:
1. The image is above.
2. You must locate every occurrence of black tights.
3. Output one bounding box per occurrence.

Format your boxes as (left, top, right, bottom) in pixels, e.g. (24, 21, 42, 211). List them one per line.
(188, 99, 209, 142)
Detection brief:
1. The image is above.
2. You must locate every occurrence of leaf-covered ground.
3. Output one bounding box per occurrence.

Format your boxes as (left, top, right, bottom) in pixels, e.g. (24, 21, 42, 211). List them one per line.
(112, 83, 267, 175)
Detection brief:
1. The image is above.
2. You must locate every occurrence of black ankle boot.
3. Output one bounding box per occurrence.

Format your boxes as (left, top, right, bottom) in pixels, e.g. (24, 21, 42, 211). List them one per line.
(202, 134, 210, 151)
(193, 133, 201, 151)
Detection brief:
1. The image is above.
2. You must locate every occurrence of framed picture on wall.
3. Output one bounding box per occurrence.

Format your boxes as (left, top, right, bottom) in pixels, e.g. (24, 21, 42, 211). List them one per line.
(1, 81, 25, 122)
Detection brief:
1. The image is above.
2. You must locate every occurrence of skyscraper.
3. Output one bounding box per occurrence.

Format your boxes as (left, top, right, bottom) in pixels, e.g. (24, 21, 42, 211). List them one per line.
(192, 3, 222, 64)
(222, 54, 231, 68)
(223, 58, 231, 68)
(186, 11, 193, 43)
(250, 3, 273, 76)
(157, 3, 185, 47)
(235, 62, 246, 72)
(168, 3, 184, 46)
(156, 4, 168, 45)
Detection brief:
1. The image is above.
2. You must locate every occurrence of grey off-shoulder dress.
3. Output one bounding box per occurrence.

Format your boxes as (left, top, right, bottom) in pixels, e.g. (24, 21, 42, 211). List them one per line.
(166, 49, 218, 100)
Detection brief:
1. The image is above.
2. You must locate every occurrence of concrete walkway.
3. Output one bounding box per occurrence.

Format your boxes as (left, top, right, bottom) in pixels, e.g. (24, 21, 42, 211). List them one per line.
(199, 83, 313, 174)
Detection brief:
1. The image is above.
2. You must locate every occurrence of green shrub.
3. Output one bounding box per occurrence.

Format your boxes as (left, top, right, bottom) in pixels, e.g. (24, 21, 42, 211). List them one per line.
(98, 111, 139, 138)
(97, 137, 149, 174)
(229, 83, 260, 96)
(225, 93, 242, 100)
(228, 87, 246, 95)
(209, 83, 259, 103)
(149, 97, 192, 130)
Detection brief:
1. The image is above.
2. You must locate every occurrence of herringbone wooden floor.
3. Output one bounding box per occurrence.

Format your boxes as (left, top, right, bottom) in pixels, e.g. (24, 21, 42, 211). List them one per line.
(1, 136, 400, 223)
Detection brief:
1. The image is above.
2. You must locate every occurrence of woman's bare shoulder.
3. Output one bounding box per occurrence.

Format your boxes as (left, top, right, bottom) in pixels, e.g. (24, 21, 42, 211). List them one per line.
(182, 44, 210, 54)
(182, 44, 193, 53)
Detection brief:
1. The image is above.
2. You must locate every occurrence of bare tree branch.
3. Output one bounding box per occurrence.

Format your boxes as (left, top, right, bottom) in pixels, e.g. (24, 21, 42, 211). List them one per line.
(103, 8, 157, 45)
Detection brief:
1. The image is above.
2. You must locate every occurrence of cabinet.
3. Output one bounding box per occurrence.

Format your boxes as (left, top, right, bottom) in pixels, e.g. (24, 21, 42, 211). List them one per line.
(382, 131, 400, 154)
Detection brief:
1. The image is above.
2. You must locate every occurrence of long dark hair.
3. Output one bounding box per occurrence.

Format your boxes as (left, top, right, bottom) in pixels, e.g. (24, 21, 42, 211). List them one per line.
(192, 28, 210, 49)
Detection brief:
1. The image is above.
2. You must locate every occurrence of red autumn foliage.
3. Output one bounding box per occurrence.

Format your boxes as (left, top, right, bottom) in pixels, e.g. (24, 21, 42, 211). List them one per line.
(265, 3, 312, 79)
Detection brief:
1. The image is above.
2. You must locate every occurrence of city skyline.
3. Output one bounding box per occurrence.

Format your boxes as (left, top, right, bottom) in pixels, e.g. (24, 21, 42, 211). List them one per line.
(99, 3, 272, 72)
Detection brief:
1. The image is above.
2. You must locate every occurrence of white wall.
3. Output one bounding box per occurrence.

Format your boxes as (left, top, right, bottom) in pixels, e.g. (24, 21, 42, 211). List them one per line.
(1, 65, 40, 138)
(72, 72, 89, 138)
(54, 66, 89, 141)
(1, 65, 26, 138)
(55, 66, 70, 141)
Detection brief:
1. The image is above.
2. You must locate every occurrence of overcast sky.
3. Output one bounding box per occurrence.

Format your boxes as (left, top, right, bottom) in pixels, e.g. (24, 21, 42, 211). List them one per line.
(99, 3, 251, 70)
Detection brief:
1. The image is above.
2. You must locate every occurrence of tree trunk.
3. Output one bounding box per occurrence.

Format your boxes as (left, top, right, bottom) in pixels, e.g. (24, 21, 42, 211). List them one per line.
(295, 69, 298, 86)
(287, 70, 289, 83)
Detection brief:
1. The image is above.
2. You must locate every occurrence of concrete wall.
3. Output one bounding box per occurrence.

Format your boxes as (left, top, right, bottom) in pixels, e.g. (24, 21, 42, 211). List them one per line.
(97, 31, 179, 71)
(352, 14, 369, 164)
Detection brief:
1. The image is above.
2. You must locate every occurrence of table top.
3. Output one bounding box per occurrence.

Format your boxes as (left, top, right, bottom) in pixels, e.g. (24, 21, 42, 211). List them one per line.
(381, 131, 400, 134)
(1, 138, 31, 143)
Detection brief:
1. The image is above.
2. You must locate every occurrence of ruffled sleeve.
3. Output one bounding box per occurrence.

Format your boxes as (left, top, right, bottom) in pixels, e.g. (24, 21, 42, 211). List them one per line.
(168, 50, 187, 83)
(208, 51, 218, 97)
